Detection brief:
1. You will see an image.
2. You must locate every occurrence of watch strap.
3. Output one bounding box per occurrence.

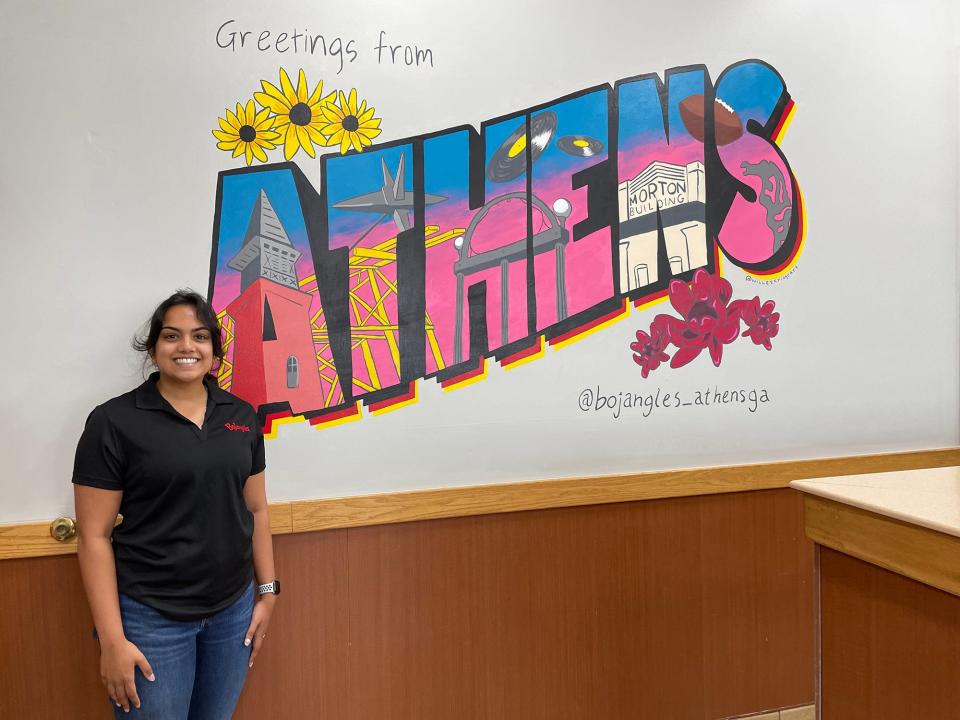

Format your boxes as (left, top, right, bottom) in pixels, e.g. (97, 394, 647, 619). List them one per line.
(257, 580, 280, 595)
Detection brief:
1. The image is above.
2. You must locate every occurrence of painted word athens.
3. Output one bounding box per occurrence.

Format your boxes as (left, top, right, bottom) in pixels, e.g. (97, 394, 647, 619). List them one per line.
(206, 60, 803, 435)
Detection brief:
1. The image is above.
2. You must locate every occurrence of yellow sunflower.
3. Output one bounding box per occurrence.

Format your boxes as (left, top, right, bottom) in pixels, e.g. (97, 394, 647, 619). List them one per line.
(319, 89, 382, 155)
(212, 100, 281, 166)
(254, 68, 336, 160)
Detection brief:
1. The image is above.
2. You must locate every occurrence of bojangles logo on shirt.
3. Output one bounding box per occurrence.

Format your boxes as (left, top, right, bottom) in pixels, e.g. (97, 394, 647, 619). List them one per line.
(224, 421, 250, 433)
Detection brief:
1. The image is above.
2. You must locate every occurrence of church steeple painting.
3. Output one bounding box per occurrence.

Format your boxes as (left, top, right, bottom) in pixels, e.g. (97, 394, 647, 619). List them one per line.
(227, 190, 303, 291)
(262, 296, 278, 341)
(224, 188, 325, 415)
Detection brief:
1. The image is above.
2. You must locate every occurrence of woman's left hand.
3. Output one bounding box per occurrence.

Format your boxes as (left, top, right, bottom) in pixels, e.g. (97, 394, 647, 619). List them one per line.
(244, 593, 276, 668)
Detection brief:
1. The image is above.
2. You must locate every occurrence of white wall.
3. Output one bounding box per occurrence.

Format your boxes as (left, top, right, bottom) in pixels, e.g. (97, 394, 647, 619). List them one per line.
(0, 0, 957, 523)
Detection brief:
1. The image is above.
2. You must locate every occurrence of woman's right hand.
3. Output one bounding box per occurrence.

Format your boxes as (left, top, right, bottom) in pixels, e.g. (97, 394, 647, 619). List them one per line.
(99, 637, 155, 713)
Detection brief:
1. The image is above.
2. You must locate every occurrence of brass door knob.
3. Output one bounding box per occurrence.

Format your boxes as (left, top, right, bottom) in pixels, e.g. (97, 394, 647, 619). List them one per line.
(50, 516, 77, 542)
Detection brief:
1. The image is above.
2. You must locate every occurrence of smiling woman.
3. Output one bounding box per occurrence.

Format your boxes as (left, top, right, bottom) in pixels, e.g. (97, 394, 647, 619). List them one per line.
(72, 290, 279, 719)
(132, 291, 223, 389)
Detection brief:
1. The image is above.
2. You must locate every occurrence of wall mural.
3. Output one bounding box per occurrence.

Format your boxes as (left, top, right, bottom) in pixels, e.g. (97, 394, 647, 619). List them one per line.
(207, 60, 804, 436)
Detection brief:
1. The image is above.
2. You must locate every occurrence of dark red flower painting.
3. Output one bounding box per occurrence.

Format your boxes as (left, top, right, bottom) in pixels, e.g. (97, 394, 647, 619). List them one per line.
(662, 270, 740, 368)
(629, 270, 780, 376)
(735, 296, 780, 351)
(630, 315, 671, 378)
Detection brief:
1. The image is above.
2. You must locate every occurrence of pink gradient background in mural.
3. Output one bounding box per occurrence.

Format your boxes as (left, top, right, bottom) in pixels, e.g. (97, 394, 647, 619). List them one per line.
(327, 218, 405, 395)
(532, 162, 613, 330)
(717, 134, 793, 264)
(424, 195, 470, 374)
(618, 135, 792, 266)
(619, 139, 703, 188)
(420, 161, 615, 372)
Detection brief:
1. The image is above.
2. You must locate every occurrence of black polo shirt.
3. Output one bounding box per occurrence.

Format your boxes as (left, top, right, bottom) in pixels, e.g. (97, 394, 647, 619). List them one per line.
(72, 372, 265, 620)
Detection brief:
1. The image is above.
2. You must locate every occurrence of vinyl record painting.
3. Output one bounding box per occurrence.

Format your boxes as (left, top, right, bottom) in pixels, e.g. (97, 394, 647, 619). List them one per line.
(486, 111, 558, 182)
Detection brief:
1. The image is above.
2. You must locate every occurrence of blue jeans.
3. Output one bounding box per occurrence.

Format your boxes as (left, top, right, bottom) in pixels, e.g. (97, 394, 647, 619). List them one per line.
(108, 585, 253, 719)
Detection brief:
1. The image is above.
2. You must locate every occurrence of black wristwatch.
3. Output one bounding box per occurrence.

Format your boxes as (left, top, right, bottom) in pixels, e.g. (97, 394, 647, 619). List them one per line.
(257, 580, 281, 596)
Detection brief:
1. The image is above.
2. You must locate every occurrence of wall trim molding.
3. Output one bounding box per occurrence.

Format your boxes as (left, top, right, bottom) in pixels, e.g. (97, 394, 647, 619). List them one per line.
(2, 447, 958, 561)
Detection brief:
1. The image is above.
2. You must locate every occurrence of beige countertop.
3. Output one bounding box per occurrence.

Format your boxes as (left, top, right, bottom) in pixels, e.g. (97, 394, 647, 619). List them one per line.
(791, 466, 960, 539)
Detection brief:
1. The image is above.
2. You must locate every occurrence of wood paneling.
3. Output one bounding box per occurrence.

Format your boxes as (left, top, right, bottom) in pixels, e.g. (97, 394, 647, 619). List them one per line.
(803, 494, 960, 597)
(235, 530, 351, 720)
(1, 489, 815, 719)
(0, 554, 106, 719)
(700, 491, 814, 713)
(235, 488, 814, 719)
(819, 547, 960, 719)
(5, 447, 957, 561)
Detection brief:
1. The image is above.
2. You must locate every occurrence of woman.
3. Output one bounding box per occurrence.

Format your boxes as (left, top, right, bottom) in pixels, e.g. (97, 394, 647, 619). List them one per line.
(73, 290, 278, 719)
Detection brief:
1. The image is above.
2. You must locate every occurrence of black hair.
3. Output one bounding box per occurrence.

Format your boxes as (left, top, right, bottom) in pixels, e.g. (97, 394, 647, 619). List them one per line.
(133, 289, 224, 370)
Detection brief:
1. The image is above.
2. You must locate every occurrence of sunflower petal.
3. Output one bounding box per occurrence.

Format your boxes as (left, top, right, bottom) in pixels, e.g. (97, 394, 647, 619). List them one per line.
(259, 81, 290, 107)
(306, 80, 327, 106)
(252, 142, 269, 163)
(213, 129, 239, 142)
(218, 116, 237, 134)
(226, 109, 242, 131)
(319, 103, 344, 123)
(358, 106, 376, 123)
(358, 126, 382, 140)
(339, 131, 352, 155)
(253, 106, 272, 126)
(358, 134, 372, 148)
(216, 140, 240, 151)
(235, 102, 247, 125)
(296, 125, 315, 158)
(304, 124, 326, 146)
(346, 88, 358, 114)
(232, 142, 245, 158)
(296, 69, 308, 102)
(244, 144, 254, 166)
(279, 68, 299, 104)
(362, 118, 382, 129)
(320, 90, 337, 107)
(283, 124, 300, 160)
(326, 128, 345, 146)
(254, 92, 290, 117)
(245, 100, 256, 124)
(253, 108, 273, 127)
(349, 131, 363, 153)
(319, 122, 342, 135)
